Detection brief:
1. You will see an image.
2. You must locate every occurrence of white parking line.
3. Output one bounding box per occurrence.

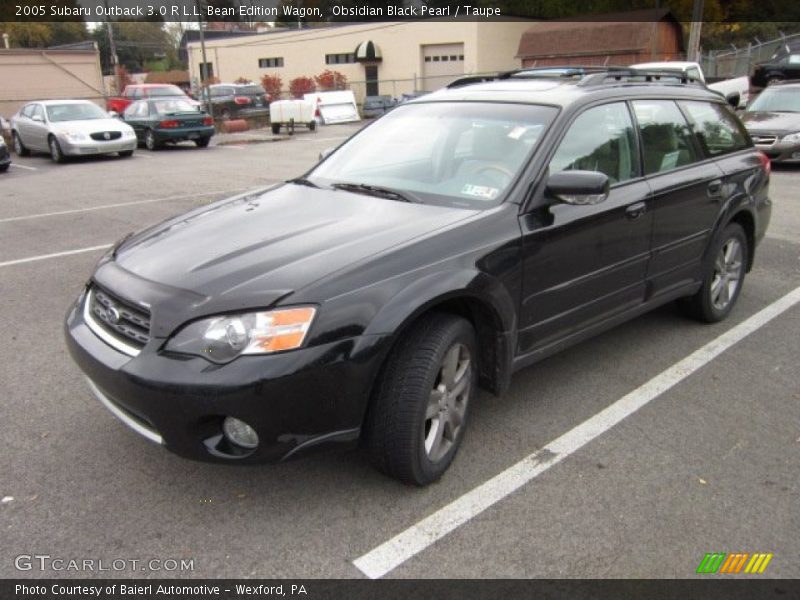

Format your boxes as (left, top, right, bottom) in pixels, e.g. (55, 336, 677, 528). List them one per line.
(353, 284, 800, 579)
(0, 244, 112, 268)
(9, 163, 38, 171)
(217, 144, 245, 150)
(0, 189, 246, 224)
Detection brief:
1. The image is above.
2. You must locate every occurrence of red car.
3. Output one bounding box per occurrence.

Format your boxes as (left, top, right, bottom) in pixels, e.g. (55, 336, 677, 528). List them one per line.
(107, 84, 199, 115)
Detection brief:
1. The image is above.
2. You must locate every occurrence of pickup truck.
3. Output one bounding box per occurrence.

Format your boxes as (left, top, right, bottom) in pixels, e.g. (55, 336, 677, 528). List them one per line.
(107, 84, 199, 115)
(632, 61, 751, 108)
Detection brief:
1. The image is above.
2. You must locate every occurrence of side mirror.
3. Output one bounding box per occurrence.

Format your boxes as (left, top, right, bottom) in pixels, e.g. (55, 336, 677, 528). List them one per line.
(318, 147, 334, 161)
(31, 114, 44, 123)
(108, 110, 119, 119)
(545, 170, 610, 205)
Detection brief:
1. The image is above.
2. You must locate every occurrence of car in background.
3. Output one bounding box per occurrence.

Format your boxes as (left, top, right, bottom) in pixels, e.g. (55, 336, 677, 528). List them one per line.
(751, 53, 800, 88)
(10, 100, 136, 163)
(204, 83, 269, 120)
(0, 135, 11, 172)
(361, 95, 397, 118)
(122, 97, 215, 150)
(631, 61, 750, 108)
(740, 82, 800, 162)
(107, 84, 199, 115)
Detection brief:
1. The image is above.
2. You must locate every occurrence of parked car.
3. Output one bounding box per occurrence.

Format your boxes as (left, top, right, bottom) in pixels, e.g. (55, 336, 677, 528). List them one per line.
(751, 53, 800, 89)
(205, 83, 269, 120)
(0, 135, 11, 172)
(10, 100, 136, 163)
(361, 95, 397, 118)
(107, 84, 199, 115)
(740, 82, 800, 162)
(122, 98, 215, 150)
(66, 71, 770, 485)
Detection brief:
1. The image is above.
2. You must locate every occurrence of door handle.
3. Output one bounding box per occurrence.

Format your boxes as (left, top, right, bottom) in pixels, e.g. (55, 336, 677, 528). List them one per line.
(625, 201, 647, 220)
(707, 179, 723, 198)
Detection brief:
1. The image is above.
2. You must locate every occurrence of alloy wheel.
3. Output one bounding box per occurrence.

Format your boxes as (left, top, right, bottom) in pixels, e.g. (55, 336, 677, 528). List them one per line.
(710, 238, 743, 311)
(424, 343, 471, 463)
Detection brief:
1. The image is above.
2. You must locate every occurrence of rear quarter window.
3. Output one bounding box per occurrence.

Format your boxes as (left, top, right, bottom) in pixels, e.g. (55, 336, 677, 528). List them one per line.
(680, 101, 750, 157)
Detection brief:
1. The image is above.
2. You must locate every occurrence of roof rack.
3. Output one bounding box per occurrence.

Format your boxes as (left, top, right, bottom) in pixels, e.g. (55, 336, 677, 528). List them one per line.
(446, 66, 706, 89)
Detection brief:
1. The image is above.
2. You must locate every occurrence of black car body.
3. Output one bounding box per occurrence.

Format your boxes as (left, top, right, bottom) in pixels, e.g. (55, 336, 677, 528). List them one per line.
(66, 73, 771, 485)
(740, 82, 800, 162)
(0, 135, 10, 172)
(206, 83, 269, 120)
(751, 53, 800, 88)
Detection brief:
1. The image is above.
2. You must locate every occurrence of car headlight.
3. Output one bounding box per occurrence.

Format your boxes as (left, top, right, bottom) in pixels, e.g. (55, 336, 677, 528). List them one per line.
(165, 307, 317, 363)
(782, 131, 800, 144)
(60, 131, 87, 142)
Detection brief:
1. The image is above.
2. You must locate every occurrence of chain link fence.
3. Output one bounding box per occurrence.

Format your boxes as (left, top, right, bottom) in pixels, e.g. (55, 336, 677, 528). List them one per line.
(700, 32, 800, 79)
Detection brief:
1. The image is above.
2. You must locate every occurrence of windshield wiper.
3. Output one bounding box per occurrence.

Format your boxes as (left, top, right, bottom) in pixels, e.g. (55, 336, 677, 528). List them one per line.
(331, 182, 417, 203)
(287, 177, 320, 189)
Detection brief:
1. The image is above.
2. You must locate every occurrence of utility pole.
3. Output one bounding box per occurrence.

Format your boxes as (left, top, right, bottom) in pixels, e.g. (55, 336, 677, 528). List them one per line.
(687, 0, 705, 62)
(196, 0, 213, 119)
(103, 0, 121, 94)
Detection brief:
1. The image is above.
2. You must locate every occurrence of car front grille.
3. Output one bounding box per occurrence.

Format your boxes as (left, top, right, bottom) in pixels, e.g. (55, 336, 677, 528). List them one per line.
(90, 131, 123, 141)
(84, 285, 150, 355)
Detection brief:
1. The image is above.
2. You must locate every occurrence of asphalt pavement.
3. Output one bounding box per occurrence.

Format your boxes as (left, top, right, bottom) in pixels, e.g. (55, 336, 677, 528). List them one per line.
(0, 124, 798, 579)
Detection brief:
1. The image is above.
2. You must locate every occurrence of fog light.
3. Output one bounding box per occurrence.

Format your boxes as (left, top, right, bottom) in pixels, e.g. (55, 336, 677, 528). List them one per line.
(222, 417, 259, 449)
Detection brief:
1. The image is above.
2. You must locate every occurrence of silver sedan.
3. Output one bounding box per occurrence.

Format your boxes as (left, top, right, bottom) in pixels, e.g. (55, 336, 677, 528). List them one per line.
(10, 99, 137, 163)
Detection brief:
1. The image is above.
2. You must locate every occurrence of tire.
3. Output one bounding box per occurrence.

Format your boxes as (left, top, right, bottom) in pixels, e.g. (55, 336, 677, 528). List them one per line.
(49, 136, 65, 163)
(144, 129, 160, 151)
(365, 313, 477, 486)
(308, 120, 317, 132)
(0, 163, 9, 173)
(271, 123, 281, 135)
(12, 132, 29, 157)
(194, 137, 211, 148)
(680, 223, 748, 323)
(118, 150, 134, 157)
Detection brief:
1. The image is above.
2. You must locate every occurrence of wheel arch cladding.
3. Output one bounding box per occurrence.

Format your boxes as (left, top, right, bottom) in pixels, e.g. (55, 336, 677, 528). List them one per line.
(730, 210, 755, 271)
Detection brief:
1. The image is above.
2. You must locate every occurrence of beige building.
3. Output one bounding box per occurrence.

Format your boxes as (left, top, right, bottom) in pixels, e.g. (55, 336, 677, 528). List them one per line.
(0, 47, 105, 118)
(186, 20, 534, 101)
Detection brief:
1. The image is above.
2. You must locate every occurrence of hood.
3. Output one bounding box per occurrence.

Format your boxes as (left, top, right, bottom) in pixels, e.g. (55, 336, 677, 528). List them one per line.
(114, 183, 476, 303)
(51, 118, 133, 134)
(740, 111, 800, 135)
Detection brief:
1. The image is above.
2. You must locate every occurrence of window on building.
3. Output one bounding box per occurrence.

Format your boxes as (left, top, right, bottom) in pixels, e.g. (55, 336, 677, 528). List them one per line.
(325, 53, 355, 65)
(258, 57, 284, 68)
(199, 62, 214, 81)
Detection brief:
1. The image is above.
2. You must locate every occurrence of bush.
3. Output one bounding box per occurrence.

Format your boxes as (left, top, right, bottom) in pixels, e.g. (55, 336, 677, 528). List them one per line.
(234, 76, 252, 84)
(289, 76, 316, 99)
(260, 74, 283, 100)
(314, 69, 348, 91)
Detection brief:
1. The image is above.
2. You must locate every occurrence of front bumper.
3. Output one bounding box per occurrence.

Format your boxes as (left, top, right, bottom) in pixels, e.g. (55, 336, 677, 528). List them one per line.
(753, 140, 800, 162)
(59, 136, 137, 156)
(65, 290, 389, 463)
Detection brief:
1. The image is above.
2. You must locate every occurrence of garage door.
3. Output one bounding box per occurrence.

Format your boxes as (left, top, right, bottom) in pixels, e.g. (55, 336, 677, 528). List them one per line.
(421, 43, 465, 91)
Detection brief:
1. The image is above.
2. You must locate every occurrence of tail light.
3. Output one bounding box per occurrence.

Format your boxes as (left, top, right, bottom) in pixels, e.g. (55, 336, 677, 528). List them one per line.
(757, 151, 771, 176)
(234, 96, 252, 105)
(203, 116, 213, 126)
(158, 119, 179, 128)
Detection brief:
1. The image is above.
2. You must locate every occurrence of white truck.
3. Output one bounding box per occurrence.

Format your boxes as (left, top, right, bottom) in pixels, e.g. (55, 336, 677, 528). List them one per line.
(632, 61, 750, 108)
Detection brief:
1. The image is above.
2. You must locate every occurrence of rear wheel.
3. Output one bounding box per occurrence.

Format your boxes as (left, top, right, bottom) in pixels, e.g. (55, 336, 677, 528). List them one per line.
(144, 129, 160, 151)
(680, 223, 748, 323)
(0, 163, 9, 173)
(194, 137, 211, 148)
(271, 123, 281, 135)
(308, 120, 317, 132)
(365, 313, 477, 486)
(12, 132, 29, 157)
(118, 150, 134, 157)
(49, 136, 65, 163)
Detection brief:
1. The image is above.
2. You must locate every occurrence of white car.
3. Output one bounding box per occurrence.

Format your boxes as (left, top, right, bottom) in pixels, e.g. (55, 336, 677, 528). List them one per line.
(10, 100, 137, 163)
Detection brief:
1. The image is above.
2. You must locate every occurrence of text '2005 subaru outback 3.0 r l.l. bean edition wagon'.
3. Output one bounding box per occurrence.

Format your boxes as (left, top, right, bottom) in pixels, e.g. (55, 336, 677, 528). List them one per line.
(66, 69, 771, 485)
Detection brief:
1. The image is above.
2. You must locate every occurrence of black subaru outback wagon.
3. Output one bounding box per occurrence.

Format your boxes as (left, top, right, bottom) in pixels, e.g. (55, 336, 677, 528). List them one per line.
(66, 70, 771, 485)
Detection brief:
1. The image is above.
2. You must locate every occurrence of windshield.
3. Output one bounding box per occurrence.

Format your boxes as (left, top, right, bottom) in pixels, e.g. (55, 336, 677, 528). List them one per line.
(149, 85, 185, 97)
(747, 88, 800, 113)
(152, 99, 198, 114)
(308, 102, 557, 208)
(46, 103, 108, 122)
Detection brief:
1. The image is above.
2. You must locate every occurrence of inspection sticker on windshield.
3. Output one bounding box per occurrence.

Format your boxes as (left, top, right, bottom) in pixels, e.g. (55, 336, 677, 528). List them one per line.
(461, 184, 499, 200)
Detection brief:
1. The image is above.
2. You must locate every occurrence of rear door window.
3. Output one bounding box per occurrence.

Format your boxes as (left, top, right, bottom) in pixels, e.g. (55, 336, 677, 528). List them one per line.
(680, 101, 750, 157)
(632, 100, 700, 175)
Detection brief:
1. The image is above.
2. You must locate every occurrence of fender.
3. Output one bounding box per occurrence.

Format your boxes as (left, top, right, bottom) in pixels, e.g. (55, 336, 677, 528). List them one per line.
(705, 182, 760, 271)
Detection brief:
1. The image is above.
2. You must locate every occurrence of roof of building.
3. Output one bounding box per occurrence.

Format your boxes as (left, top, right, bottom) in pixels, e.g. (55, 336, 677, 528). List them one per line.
(517, 9, 684, 60)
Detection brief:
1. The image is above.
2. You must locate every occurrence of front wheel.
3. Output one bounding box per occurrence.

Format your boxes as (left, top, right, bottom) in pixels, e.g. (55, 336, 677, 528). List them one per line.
(118, 150, 134, 157)
(271, 123, 281, 135)
(49, 136, 65, 163)
(680, 223, 748, 323)
(365, 313, 477, 486)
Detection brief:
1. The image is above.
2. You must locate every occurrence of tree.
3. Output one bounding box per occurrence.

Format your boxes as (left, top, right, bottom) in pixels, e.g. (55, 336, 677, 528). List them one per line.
(92, 21, 170, 75)
(261, 74, 283, 99)
(289, 76, 316, 98)
(314, 69, 347, 91)
(0, 22, 89, 48)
